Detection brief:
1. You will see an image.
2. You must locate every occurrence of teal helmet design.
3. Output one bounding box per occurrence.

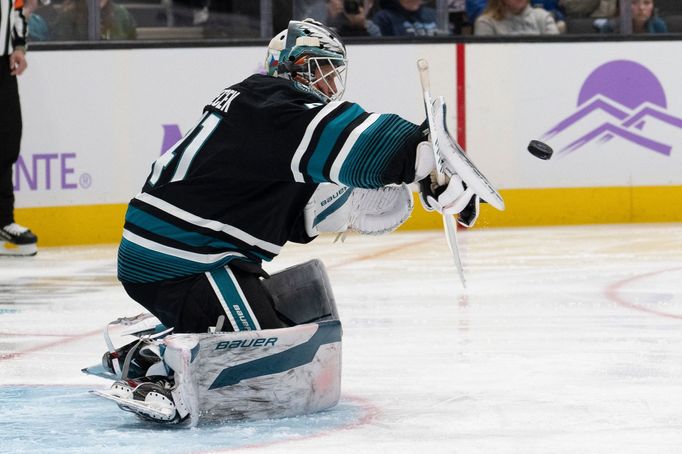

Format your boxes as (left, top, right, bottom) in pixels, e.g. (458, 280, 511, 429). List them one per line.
(274, 19, 348, 102)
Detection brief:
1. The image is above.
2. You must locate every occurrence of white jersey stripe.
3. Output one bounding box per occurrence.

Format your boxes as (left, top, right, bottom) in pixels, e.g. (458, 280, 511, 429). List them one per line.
(290, 101, 344, 183)
(226, 267, 261, 331)
(134, 193, 282, 254)
(123, 229, 246, 264)
(328, 113, 381, 184)
(205, 272, 240, 331)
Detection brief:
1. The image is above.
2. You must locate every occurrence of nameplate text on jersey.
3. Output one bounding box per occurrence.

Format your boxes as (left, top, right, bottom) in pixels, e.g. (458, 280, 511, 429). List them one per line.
(210, 89, 240, 113)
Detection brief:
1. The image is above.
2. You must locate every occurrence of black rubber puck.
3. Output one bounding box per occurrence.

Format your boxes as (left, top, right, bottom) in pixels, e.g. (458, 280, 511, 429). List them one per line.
(527, 140, 554, 160)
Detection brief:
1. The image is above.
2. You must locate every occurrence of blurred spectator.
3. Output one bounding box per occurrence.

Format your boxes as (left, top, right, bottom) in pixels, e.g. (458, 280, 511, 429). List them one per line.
(25, 0, 52, 41)
(596, 0, 667, 32)
(297, 0, 380, 36)
(448, 0, 467, 33)
(169, 0, 208, 26)
(475, 0, 560, 34)
(297, 0, 328, 20)
(372, 0, 441, 36)
(466, 0, 487, 24)
(531, 0, 566, 31)
(202, 1, 261, 38)
(328, 0, 381, 36)
(170, 1, 261, 38)
(274, 0, 295, 32)
(560, 0, 616, 18)
(54, 0, 137, 40)
(26, 0, 66, 41)
(592, 0, 617, 16)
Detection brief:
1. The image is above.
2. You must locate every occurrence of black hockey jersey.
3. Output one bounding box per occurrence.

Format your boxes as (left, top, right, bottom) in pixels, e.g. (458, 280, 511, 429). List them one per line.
(118, 74, 420, 284)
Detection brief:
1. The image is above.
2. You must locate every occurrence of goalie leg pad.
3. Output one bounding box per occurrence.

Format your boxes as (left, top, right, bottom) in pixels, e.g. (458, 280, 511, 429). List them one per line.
(262, 259, 339, 325)
(161, 320, 342, 426)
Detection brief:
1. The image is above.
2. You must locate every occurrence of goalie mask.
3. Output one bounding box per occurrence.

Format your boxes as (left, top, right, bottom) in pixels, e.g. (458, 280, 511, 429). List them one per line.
(275, 19, 348, 102)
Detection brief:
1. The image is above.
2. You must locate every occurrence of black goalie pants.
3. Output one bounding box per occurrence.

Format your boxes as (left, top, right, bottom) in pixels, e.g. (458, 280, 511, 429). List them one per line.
(122, 262, 287, 333)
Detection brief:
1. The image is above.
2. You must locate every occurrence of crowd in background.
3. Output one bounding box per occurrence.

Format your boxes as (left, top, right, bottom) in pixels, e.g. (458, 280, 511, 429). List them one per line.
(24, 0, 678, 42)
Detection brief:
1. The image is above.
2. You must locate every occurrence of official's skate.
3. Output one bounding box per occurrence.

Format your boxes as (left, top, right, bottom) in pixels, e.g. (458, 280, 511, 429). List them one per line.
(0, 223, 38, 256)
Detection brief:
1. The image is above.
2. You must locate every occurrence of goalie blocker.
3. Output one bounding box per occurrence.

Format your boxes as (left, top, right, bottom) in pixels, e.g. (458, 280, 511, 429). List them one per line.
(89, 260, 342, 426)
(417, 96, 504, 217)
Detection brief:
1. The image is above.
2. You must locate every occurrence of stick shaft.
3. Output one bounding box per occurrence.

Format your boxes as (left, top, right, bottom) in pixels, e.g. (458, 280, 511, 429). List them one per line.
(416, 58, 466, 288)
(417, 58, 431, 93)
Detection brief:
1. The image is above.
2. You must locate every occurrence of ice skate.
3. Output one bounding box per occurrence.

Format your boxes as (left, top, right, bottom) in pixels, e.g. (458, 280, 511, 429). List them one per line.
(82, 314, 171, 380)
(0, 223, 38, 256)
(92, 376, 183, 424)
(100, 339, 166, 379)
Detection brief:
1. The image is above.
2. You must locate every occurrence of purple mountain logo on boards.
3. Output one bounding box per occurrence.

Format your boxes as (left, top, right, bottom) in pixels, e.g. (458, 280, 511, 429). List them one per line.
(541, 60, 682, 157)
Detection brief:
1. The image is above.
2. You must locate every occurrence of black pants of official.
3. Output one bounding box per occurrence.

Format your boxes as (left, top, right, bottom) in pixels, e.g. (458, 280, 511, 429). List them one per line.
(122, 263, 288, 333)
(0, 55, 22, 227)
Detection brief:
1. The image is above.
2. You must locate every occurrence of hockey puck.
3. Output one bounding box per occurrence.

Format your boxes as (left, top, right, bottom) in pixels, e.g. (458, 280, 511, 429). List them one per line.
(527, 140, 554, 160)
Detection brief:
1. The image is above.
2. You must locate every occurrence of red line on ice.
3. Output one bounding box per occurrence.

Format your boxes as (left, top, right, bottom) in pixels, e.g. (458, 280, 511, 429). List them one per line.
(0, 327, 102, 361)
(605, 267, 682, 320)
(0, 235, 440, 361)
(326, 234, 441, 270)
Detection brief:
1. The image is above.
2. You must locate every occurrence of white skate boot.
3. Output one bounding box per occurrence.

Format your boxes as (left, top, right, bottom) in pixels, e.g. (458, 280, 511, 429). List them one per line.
(0, 223, 38, 256)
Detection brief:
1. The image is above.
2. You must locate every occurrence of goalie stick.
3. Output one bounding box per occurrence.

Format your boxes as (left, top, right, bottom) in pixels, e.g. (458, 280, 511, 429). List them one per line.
(417, 58, 467, 288)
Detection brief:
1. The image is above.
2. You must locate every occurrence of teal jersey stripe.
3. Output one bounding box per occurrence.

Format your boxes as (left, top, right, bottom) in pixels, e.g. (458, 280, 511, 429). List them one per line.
(307, 104, 365, 183)
(345, 116, 392, 186)
(119, 245, 203, 276)
(251, 251, 273, 262)
(118, 247, 199, 283)
(367, 118, 413, 175)
(209, 267, 258, 331)
(117, 238, 240, 283)
(365, 120, 414, 185)
(350, 116, 399, 186)
(117, 256, 172, 283)
(125, 206, 238, 250)
(339, 114, 418, 188)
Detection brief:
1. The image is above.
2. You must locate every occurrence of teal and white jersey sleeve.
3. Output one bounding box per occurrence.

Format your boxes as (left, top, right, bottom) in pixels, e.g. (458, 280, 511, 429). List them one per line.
(289, 101, 421, 189)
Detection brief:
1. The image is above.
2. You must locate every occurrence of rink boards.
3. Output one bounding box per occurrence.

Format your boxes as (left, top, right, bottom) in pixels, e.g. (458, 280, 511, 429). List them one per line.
(14, 41, 682, 246)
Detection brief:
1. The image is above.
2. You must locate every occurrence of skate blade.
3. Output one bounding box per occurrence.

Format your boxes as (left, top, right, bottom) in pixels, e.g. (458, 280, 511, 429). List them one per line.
(90, 389, 177, 421)
(0, 242, 37, 257)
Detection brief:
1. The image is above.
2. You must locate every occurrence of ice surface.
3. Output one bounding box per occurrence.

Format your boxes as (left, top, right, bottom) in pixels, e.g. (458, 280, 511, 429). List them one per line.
(1, 224, 682, 453)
